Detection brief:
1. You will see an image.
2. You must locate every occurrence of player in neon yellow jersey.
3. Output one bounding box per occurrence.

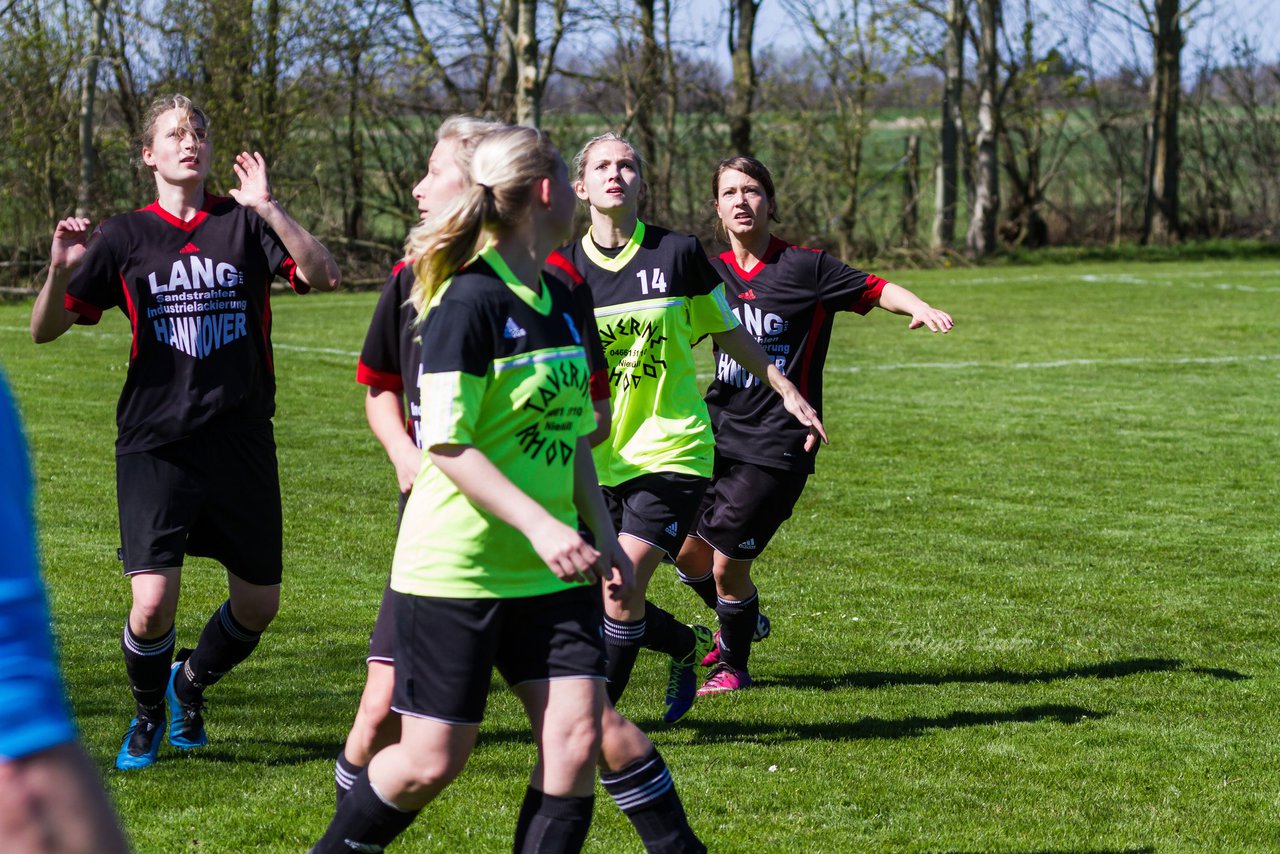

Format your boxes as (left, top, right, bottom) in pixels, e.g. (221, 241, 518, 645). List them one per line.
(558, 133, 827, 724)
(312, 126, 705, 854)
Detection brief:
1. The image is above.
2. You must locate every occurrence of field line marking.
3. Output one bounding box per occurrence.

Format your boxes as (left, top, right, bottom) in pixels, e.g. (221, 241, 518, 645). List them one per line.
(0, 326, 361, 358)
(695, 352, 1280, 379)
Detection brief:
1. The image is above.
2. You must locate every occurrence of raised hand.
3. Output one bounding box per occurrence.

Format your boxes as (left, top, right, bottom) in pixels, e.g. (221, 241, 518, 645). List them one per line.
(229, 151, 274, 213)
(50, 217, 93, 271)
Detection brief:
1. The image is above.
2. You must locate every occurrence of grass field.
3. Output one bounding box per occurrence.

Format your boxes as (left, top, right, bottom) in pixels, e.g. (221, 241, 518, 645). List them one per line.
(3, 257, 1280, 852)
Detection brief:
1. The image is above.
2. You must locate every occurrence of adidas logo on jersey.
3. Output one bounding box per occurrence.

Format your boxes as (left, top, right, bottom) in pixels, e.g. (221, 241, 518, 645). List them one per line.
(738, 538, 757, 550)
(738, 289, 757, 300)
(179, 242, 201, 254)
(503, 317, 527, 339)
(664, 522, 679, 537)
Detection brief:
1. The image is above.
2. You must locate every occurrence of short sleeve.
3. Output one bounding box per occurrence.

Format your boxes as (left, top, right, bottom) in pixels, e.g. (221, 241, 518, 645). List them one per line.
(414, 291, 497, 449)
(816, 251, 885, 315)
(688, 283, 740, 338)
(417, 370, 486, 449)
(356, 263, 409, 391)
(63, 228, 121, 324)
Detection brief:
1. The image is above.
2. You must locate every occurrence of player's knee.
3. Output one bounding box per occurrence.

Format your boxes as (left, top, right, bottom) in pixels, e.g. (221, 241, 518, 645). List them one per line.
(129, 600, 176, 636)
(547, 713, 603, 772)
(398, 746, 467, 793)
(228, 596, 279, 632)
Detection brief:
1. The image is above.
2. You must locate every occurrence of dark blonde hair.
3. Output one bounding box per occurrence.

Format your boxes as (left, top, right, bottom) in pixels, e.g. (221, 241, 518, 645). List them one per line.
(572, 131, 645, 183)
(137, 94, 209, 169)
(403, 115, 505, 264)
(409, 126, 561, 314)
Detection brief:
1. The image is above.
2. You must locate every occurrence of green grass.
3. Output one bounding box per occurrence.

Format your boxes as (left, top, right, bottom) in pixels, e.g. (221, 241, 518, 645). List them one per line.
(3, 257, 1280, 851)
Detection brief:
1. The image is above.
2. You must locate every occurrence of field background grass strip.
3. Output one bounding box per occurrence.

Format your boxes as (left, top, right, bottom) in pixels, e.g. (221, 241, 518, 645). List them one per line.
(2, 258, 1279, 851)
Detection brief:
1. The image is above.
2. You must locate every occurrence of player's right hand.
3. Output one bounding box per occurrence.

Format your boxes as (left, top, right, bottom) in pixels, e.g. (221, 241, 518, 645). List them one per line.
(50, 217, 93, 270)
(530, 518, 605, 585)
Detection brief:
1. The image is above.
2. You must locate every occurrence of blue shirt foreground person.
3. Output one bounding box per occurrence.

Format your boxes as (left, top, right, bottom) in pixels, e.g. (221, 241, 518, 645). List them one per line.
(0, 368, 129, 853)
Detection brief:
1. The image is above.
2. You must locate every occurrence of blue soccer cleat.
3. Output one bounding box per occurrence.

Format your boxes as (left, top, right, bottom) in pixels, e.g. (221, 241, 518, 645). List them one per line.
(116, 713, 165, 770)
(664, 624, 714, 723)
(166, 661, 208, 749)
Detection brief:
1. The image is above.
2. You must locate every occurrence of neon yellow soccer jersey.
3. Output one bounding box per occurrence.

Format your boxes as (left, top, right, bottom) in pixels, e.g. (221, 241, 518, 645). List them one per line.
(560, 222, 738, 486)
(391, 246, 595, 599)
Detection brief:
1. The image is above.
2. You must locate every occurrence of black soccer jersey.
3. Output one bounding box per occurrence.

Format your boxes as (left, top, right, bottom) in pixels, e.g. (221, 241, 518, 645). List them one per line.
(356, 253, 610, 450)
(356, 261, 423, 444)
(64, 195, 304, 454)
(705, 236, 886, 473)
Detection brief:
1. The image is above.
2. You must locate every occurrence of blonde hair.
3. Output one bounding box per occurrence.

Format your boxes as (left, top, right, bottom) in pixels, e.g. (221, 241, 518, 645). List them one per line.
(572, 131, 645, 183)
(403, 115, 505, 268)
(137, 94, 209, 170)
(409, 125, 561, 314)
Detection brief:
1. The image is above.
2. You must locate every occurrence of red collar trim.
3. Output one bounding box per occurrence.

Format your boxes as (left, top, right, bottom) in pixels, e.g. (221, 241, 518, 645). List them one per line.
(718, 235, 789, 282)
(140, 194, 230, 231)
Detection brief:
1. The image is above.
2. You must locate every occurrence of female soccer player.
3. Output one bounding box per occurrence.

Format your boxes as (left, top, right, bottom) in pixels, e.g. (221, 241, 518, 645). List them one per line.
(676, 155, 953, 694)
(30, 93, 340, 770)
(561, 133, 826, 724)
(312, 126, 701, 854)
(337, 115, 613, 801)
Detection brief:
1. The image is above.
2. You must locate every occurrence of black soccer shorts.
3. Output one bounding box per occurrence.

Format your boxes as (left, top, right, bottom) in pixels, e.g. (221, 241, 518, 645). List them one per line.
(692, 452, 809, 562)
(602, 471, 709, 560)
(389, 585, 606, 725)
(116, 423, 282, 584)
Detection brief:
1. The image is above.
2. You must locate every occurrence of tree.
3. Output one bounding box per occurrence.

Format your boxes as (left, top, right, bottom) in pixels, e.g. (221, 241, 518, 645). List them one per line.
(965, 0, 1000, 256)
(1091, 0, 1205, 244)
(727, 0, 760, 155)
(76, 0, 110, 218)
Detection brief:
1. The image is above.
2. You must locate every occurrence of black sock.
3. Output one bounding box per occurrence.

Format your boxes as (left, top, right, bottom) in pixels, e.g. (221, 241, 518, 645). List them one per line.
(641, 602, 695, 662)
(175, 600, 263, 704)
(676, 569, 718, 611)
(335, 753, 364, 807)
(716, 593, 759, 671)
(515, 793, 594, 854)
(601, 749, 705, 854)
(603, 615, 645, 705)
(512, 785, 545, 851)
(121, 623, 175, 718)
(311, 769, 419, 853)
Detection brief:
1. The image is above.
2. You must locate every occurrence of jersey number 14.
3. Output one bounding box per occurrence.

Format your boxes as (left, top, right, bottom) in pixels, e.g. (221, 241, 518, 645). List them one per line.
(636, 268, 667, 295)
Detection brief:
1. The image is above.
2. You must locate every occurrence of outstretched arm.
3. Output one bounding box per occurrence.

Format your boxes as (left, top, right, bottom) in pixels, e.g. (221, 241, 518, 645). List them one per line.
(711, 325, 829, 451)
(230, 151, 341, 291)
(875, 283, 954, 333)
(31, 218, 90, 343)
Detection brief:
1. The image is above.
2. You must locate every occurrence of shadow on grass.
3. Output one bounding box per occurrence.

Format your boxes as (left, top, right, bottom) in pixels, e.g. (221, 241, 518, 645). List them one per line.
(757, 658, 1247, 692)
(944, 849, 1154, 854)
(624, 703, 1107, 744)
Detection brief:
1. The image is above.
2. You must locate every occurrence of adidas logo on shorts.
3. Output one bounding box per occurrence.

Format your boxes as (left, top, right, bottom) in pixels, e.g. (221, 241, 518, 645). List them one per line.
(503, 317, 527, 339)
(664, 522, 679, 537)
(738, 538, 757, 550)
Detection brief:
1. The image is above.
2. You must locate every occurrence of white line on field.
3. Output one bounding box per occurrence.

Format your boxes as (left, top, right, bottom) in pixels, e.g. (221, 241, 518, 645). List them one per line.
(0, 326, 361, 358)
(696, 351, 1280, 379)
(7, 326, 1279, 372)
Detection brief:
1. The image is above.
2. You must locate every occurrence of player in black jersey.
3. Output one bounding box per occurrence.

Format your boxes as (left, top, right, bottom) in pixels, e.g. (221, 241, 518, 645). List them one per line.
(313, 127, 705, 854)
(562, 133, 827, 724)
(30, 94, 340, 770)
(675, 155, 953, 694)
